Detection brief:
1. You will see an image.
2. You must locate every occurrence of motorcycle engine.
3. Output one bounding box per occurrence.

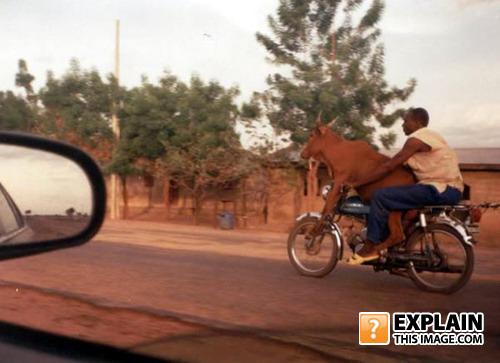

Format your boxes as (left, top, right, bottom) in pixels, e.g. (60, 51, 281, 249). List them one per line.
(339, 216, 367, 252)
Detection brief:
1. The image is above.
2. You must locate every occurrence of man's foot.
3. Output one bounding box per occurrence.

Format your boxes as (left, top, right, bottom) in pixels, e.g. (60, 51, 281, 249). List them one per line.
(346, 241, 379, 265)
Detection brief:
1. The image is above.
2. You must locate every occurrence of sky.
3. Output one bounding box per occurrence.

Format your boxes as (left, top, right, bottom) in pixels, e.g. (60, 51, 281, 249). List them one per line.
(0, 145, 92, 215)
(1, 0, 499, 149)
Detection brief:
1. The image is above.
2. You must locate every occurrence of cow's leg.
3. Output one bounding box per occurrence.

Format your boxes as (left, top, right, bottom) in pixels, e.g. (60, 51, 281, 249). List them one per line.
(375, 211, 405, 251)
(347, 187, 404, 265)
(308, 178, 345, 237)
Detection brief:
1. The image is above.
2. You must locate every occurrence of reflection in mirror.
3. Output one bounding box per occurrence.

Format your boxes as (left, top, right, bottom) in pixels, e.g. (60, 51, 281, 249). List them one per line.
(0, 145, 92, 245)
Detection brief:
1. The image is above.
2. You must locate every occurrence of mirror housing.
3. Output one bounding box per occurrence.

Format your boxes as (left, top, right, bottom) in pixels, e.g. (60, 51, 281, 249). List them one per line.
(0, 132, 106, 261)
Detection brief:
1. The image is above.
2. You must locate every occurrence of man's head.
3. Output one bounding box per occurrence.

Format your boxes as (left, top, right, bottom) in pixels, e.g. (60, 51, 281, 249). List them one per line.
(402, 107, 429, 135)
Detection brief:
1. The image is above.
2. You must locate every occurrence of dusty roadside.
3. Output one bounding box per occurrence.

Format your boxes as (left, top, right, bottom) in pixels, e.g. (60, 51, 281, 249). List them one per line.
(0, 283, 341, 363)
(0, 282, 209, 348)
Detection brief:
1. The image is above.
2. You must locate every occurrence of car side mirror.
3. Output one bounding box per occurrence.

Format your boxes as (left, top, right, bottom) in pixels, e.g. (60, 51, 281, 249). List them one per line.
(0, 132, 106, 261)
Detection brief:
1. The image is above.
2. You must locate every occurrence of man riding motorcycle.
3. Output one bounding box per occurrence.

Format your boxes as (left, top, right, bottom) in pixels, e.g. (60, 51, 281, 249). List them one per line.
(347, 107, 464, 264)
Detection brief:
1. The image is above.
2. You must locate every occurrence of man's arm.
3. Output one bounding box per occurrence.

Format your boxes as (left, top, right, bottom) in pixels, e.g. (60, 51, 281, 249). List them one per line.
(352, 137, 430, 188)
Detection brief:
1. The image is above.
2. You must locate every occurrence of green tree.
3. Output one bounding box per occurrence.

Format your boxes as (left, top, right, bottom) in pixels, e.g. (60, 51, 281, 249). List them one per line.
(117, 73, 182, 177)
(159, 76, 252, 224)
(0, 59, 36, 131)
(110, 72, 184, 211)
(0, 91, 33, 131)
(254, 0, 415, 148)
(115, 73, 253, 223)
(15, 59, 37, 107)
(105, 149, 139, 218)
(37, 59, 117, 163)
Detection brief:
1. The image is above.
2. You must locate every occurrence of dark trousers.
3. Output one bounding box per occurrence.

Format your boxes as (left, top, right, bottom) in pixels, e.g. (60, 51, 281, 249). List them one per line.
(367, 184, 462, 244)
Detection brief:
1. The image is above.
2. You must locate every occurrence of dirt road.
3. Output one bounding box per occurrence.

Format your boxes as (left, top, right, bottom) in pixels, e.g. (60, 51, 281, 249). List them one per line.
(0, 220, 498, 362)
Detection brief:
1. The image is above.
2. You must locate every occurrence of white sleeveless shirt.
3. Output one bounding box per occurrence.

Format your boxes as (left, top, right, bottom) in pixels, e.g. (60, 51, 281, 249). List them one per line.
(406, 128, 464, 193)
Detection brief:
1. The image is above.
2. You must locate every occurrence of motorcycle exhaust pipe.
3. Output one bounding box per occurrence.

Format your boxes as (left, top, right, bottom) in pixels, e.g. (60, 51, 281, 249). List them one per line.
(388, 252, 429, 264)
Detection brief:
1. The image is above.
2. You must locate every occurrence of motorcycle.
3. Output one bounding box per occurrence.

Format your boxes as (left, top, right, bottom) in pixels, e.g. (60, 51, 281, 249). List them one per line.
(287, 184, 490, 294)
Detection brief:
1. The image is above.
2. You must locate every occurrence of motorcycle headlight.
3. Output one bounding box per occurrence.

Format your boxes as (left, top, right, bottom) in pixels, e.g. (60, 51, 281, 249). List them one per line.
(321, 184, 332, 200)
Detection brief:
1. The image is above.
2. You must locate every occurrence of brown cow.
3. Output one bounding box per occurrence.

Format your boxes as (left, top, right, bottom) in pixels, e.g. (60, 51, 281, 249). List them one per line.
(301, 117, 416, 252)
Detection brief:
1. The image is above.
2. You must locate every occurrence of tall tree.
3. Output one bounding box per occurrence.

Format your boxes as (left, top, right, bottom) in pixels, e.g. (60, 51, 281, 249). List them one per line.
(0, 91, 33, 131)
(117, 73, 182, 177)
(37, 59, 117, 163)
(254, 0, 416, 148)
(111, 73, 184, 210)
(15, 59, 37, 107)
(159, 76, 252, 224)
(105, 148, 139, 219)
(0, 59, 37, 132)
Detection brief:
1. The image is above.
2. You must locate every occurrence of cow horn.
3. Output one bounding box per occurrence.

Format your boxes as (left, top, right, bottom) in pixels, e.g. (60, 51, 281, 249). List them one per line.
(315, 111, 323, 126)
(327, 117, 338, 128)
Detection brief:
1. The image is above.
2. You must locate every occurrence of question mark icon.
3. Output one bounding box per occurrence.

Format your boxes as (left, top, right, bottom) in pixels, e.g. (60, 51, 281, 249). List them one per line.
(368, 319, 380, 340)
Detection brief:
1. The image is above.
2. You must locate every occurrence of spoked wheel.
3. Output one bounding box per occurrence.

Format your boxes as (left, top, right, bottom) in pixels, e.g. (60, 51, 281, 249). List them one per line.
(406, 224, 474, 294)
(287, 217, 340, 277)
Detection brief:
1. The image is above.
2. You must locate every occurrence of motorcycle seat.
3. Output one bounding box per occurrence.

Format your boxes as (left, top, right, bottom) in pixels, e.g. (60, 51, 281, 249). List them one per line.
(339, 196, 370, 215)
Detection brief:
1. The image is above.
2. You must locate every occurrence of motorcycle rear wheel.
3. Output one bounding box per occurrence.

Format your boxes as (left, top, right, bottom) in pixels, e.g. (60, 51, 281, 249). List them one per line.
(406, 224, 474, 294)
(287, 217, 340, 277)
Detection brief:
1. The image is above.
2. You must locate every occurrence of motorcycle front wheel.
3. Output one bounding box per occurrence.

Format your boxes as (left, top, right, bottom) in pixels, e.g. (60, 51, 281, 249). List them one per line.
(406, 223, 474, 294)
(287, 217, 340, 277)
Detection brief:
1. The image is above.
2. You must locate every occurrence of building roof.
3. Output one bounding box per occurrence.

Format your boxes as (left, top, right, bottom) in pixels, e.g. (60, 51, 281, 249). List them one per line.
(275, 145, 500, 171)
(454, 148, 500, 165)
(385, 148, 500, 171)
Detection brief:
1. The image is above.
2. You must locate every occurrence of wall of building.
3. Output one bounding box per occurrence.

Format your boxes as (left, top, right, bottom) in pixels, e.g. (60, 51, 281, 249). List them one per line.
(462, 170, 500, 244)
(106, 167, 500, 243)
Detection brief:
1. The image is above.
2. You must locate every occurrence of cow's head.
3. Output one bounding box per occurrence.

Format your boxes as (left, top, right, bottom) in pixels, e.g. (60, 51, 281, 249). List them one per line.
(300, 113, 337, 160)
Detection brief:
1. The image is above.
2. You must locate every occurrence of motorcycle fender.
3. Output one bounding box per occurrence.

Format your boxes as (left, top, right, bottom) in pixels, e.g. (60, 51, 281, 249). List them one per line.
(435, 216, 474, 247)
(294, 212, 344, 260)
(295, 212, 322, 222)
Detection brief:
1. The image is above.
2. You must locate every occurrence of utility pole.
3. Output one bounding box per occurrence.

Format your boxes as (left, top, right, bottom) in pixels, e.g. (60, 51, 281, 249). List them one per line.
(110, 19, 121, 219)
